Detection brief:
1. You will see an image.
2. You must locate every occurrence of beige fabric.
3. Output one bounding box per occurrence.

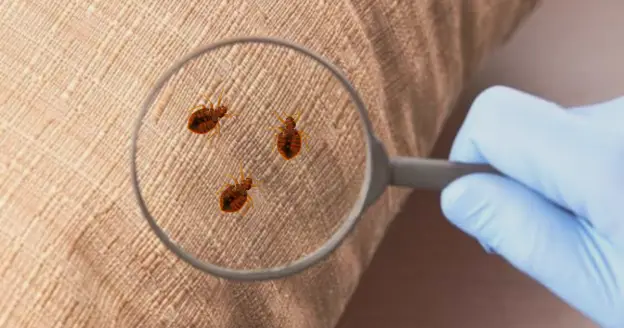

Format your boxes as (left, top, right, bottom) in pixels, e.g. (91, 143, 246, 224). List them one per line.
(0, 0, 538, 327)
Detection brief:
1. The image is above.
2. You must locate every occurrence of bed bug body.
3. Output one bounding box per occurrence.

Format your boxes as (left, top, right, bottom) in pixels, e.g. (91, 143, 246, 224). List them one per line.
(216, 165, 260, 216)
(187, 105, 227, 134)
(270, 110, 309, 160)
(187, 90, 236, 138)
(219, 177, 252, 213)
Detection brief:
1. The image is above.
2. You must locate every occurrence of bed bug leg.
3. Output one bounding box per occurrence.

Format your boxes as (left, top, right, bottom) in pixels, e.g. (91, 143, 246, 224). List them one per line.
(239, 162, 246, 181)
(269, 134, 279, 154)
(227, 174, 239, 185)
(200, 93, 214, 108)
(251, 181, 262, 195)
(205, 121, 220, 141)
(200, 93, 209, 103)
(272, 139, 279, 154)
(239, 204, 249, 218)
(294, 110, 302, 123)
(205, 95, 215, 109)
(187, 104, 204, 114)
(266, 126, 281, 133)
(239, 200, 250, 217)
(217, 88, 224, 107)
(240, 195, 254, 217)
(272, 110, 286, 124)
(300, 129, 311, 150)
(205, 127, 219, 141)
(248, 195, 254, 209)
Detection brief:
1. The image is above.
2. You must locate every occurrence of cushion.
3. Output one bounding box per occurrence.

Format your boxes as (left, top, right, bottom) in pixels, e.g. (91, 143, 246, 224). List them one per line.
(0, 0, 538, 327)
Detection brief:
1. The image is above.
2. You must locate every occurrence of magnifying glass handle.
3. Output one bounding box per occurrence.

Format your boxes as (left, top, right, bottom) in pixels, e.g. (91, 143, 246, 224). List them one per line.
(389, 156, 499, 191)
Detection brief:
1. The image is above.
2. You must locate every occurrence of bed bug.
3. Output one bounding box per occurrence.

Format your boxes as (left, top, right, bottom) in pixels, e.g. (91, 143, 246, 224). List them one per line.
(215, 164, 261, 216)
(269, 110, 310, 160)
(187, 89, 236, 138)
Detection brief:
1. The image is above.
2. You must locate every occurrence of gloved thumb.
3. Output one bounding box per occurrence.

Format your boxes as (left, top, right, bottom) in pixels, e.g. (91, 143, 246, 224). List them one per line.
(441, 173, 578, 269)
(441, 173, 624, 327)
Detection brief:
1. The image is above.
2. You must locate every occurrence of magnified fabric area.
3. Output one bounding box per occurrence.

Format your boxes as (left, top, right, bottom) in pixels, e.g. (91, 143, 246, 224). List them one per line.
(135, 43, 367, 270)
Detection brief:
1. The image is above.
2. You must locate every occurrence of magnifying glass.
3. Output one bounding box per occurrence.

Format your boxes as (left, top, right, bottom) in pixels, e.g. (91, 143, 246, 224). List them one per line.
(130, 36, 497, 281)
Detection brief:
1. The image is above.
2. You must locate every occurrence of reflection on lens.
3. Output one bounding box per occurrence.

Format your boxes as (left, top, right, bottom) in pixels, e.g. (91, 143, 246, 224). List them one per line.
(134, 40, 367, 271)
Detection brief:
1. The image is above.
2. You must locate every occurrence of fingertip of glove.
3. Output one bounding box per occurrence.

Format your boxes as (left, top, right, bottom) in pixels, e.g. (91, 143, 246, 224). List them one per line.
(440, 174, 487, 224)
(440, 173, 508, 230)
(440, 176, 468, 219)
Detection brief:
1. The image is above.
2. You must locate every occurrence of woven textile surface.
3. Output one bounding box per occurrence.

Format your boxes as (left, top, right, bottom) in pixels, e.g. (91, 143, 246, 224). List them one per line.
(0, 0, 538, 327)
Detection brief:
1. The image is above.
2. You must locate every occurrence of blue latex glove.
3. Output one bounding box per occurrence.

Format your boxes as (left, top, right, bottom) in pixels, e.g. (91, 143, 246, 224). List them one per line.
(440, 86, 624, 327)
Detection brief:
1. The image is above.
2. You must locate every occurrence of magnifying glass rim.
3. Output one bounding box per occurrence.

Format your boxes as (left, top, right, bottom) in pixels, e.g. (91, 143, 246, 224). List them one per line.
(130, 36, 375, 281)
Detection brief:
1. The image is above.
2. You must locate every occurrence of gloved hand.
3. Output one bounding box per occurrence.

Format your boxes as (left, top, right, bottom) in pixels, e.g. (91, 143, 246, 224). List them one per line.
(440, 86, 624, 327)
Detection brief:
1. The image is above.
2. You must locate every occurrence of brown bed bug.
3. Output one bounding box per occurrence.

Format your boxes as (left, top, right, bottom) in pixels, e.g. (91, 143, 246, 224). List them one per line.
(269, 110, 310, 160)
(215, 164, 261, 216)
(187, 89, 237, 138)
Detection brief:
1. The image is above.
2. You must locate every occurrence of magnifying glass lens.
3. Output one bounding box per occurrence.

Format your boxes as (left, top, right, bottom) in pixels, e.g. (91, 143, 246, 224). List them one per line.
(134, 41, 368, 271)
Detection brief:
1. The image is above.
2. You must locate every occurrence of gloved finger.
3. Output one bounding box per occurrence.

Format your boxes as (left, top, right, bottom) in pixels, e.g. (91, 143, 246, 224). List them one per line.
(441, 173, 624, 328)
(449, 86, 624, 244)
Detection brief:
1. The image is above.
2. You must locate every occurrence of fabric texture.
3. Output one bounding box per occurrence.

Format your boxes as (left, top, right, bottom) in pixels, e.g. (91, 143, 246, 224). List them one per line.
(0, 0, 538, 327)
